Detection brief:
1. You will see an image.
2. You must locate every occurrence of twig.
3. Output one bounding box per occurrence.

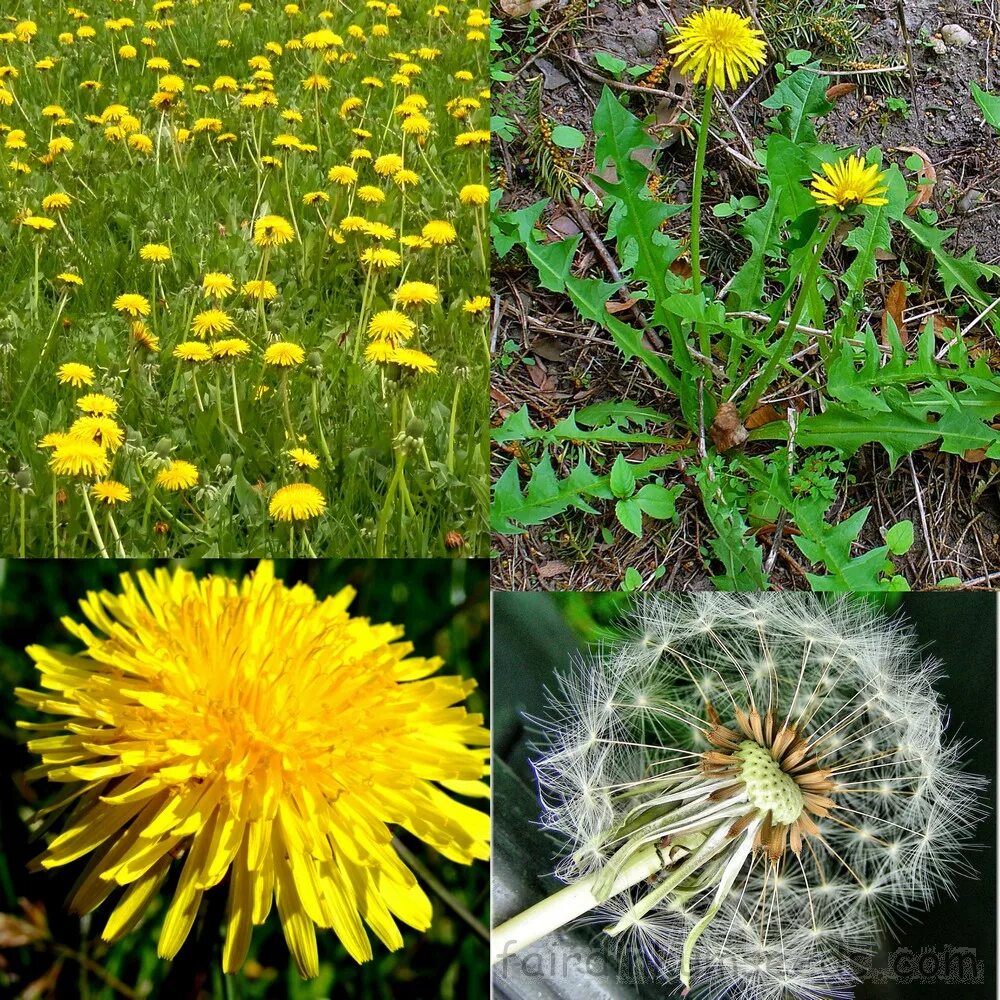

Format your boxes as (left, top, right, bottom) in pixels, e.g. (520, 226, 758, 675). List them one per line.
(800, 65, 907, 76)
(54, 945, 141, 999)
(907, 454, 936, 576)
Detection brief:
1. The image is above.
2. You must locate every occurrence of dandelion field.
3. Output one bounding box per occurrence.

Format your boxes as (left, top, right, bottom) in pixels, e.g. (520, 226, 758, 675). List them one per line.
(0, 1, 490, 558)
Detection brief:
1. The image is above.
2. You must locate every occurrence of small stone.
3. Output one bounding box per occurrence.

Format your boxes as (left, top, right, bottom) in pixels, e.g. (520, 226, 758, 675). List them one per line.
(930, 36, 948, 56)
(940, 23, 976, 46)
(536, 57, 571, 91)
(635, 28, 659, 57)
(958, 189, 984, 214)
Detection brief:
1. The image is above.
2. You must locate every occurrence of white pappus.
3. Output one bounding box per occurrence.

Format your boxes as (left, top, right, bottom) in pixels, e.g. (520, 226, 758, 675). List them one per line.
(492, 594, 988, 1000)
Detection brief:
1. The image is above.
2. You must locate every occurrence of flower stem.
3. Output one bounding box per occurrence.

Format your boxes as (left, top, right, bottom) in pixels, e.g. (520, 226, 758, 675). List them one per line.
(280, 370, 295, 441)
(81, 488, 109, 557)
(690, 82, 714, 370)
(19, 492, 25, 558)
(230, 365, 244, 434)
(739, 216, 837, 417)
(490, 843, 662, 965)
(311, 380, 334, 467)
(446, 380, 461, 475)
(51, 476, 59, 557)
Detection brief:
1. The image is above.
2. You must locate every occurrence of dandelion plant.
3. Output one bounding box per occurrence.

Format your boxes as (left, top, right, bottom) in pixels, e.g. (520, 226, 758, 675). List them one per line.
(493, 595, 987, 998)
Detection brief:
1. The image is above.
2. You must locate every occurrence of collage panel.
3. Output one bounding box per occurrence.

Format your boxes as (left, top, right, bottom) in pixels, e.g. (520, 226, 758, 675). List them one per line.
(0, 558, 489, 997)
(490, 0, 1000, 591)
(492, 591, 996, 999)
(0, 2, 490, 559)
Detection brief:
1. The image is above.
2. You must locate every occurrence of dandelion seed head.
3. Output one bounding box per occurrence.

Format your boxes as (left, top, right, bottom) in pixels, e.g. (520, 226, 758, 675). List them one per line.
(532, 595, 987, 1000)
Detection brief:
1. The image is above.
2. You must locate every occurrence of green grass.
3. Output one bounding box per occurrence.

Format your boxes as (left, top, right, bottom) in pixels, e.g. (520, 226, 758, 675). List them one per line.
(0, 558, 490, 999)
(0, 2, 490, 557)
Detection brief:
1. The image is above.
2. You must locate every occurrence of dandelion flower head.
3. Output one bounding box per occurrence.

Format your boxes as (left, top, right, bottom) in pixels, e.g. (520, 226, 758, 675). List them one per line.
(809, 154, 889, 211)
(667, 6, 767, 91)
(18, 562, 489, 977)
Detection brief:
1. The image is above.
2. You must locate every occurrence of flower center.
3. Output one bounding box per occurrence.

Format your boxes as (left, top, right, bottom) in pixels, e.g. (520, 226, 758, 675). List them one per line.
(734, 739, 804, 825)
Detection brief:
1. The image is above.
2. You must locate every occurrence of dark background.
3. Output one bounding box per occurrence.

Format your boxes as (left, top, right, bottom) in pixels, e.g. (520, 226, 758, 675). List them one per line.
(493, 592, 996, 1000)
(0, 559, 489, 1000)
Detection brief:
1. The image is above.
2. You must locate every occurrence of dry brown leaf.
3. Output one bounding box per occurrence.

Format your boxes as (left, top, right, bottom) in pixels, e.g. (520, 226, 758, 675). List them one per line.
(529, 335, 564, 362)
(825, 83, 858, 100)
(880, 280, 907, 347)
(526, 360, 556, 394)
(897, 145, 937, 215)
(962, 448, 988, 463)
(605, 297, 638, 315)
(669, 260, 693, 280)
(744, 404, 784, 430)
(536, 560, 570, 579)
(709, 401, 748, 453)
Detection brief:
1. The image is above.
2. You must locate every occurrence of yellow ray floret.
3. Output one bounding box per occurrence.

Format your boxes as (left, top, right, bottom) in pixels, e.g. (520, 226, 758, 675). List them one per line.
(809, 154, 889, 211)
(667, 6, 767, 91)
(17, 563, 489, 977)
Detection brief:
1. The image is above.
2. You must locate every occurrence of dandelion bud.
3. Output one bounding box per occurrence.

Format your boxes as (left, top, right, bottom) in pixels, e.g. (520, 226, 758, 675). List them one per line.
(406, 416, 424, 438)
(218, 452, 233, 470)
(154, 435, 173, 457)
(15, 468, 32, 490)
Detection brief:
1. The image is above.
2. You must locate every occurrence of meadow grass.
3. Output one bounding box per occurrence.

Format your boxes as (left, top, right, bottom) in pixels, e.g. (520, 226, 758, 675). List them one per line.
(0, 1, 490, 557)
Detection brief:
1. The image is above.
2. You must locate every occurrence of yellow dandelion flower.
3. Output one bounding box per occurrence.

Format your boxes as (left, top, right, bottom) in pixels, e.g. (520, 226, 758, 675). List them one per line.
(454, 129, 489, 148)
(139, 243, 171, 263)
(376, 346, 438, 373)
(263, 342, 306, 367)
(394, 281, 439, 307)
(327, 164, 358, 185)
(357, 185, 385, 204)
(360, 247, 401, 269)
(91, 480, 131, 505)
(38, 432, 72, 450)
(363, 221, 396, 242)
(156, 460, 199, 490)
(14, 562, 488, 977)
(202, 272, 236, 300)
(459, 183, 490, 206)
(21, 216, 56, 233)
(56, 272, 84, 287)
(69, 415, 125, 452)
(49, 439, 110, 478)
(809, 154, 889, 211)
(212, 338, 251, 360)
(373, 153, 404, 176)
(192, 308, 235, 338)
(42, 192, 72, 212)
(667, 6, 767, 91)
(174, 342, 212, 362)
(57, 362, 95, 388)
(113, 293, 151, 318)
(463, 295, 490, 315)
(254, 214, 295, 247)
(77, 393, 117, 416)
(242, 279, 278, 301)
(367, 310, 415, 346)
(392, 169, 420, 188)
(287, 447, 320, 469)
(422, 219, 457, 245)
(302, 191, 329, 206)
(269, 482, 326, 521)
